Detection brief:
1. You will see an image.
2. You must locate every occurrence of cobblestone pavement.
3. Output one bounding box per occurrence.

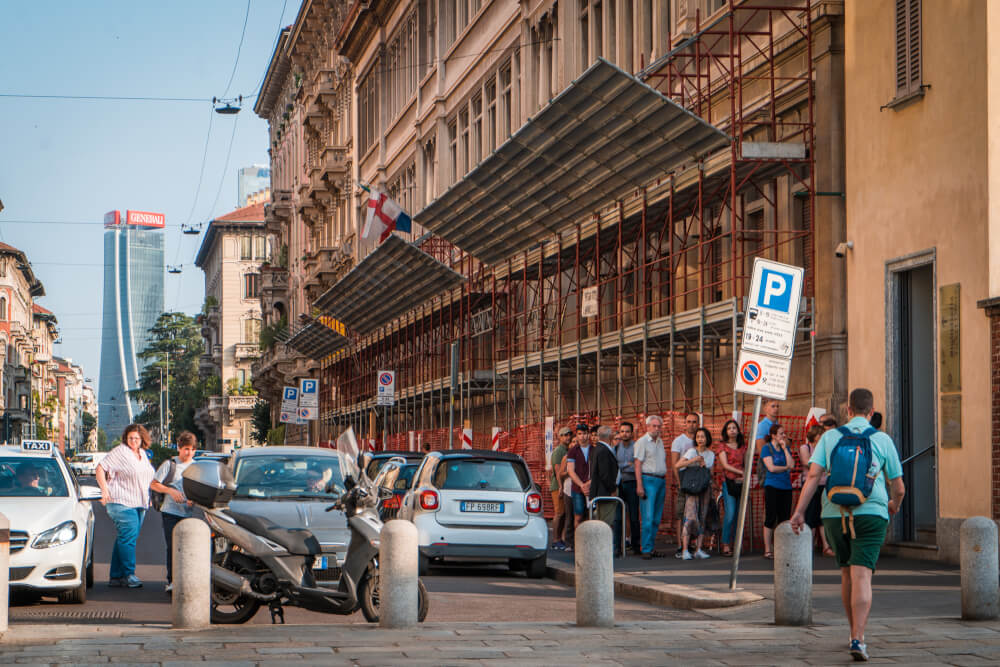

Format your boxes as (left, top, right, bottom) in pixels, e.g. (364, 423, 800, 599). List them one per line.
(3, 617, 1000, 665)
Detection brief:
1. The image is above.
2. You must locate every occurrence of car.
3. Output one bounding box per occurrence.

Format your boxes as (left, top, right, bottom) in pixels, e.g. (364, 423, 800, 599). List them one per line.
(371, 459, 420, 520)
(228, 446, 348, 581)
(194, 451, 231, 465)
(397, 449, 548, 578)
(361, 450, 425, 481)
(68, 452, 108, 477)
(0, 440, 100, 603)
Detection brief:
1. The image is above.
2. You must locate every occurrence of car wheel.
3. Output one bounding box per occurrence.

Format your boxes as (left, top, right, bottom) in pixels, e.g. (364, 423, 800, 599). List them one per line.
(359, 570, 429, 623)
(417, 552, 431, 576)
(58, 554, 88, 604)
(525, 554, 547, 579)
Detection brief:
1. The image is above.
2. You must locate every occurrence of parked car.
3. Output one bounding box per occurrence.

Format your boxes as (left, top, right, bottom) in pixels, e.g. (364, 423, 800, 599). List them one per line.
(371, 459, 420, 520)
(0, 441, 99, 603)
(195, 451, 231, 465)
(68, 452, 108, 477)
(228, 446, 348, 581)
(397, 449, 547, 577)
(361, 450, 425, 481)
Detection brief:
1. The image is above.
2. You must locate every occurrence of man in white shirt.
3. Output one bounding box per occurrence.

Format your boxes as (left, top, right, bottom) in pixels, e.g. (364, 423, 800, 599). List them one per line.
(670, 413, 699, 554)
(633, 415, 668, 559)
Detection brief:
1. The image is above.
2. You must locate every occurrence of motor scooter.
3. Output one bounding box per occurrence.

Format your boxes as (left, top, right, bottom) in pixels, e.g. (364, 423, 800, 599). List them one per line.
(182, 429, 429, 624)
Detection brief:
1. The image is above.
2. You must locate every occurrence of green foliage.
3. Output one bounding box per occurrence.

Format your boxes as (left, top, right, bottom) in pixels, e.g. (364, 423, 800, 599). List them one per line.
(225, 378, 258, 396)
(97, 428, 108, 451)
(266, 424, 285, 446)
(201, 295, 219, 315)
(278, 244, 288, 269)
(251, 401, 271, 445)
(149, 443, 175, 469)
(81, 412, 97, 444)
(259, 314, 288, 350)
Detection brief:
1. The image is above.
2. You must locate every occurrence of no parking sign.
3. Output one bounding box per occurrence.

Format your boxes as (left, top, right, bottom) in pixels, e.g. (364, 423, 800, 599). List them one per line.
(376, 370, 395, 406)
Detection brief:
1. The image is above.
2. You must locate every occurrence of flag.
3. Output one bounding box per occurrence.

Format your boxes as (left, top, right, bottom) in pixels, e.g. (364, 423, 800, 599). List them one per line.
(362, 189, 412, 243)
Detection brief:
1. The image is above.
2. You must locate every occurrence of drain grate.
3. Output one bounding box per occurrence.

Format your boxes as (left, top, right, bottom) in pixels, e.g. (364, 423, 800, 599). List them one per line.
(11, 609, 126, 623)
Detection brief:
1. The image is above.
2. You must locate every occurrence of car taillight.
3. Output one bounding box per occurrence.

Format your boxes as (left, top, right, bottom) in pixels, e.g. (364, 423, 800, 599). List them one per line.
(419, 489, 439, 511)
(526, 492, 542, 514)
(382, 495, 400, 509)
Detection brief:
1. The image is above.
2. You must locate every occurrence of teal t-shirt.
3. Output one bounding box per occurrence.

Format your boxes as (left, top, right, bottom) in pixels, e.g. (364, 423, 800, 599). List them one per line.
(809, 416, 903, 521)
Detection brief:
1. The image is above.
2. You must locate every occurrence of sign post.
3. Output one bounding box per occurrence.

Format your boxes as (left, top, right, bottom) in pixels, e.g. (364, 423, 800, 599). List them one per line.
(279, 386, 299, 425)
(448, 342, 458, 449)
(729, 258, 804, 591)
(376, 371, 395, 450)
(298, 380, 319, 444)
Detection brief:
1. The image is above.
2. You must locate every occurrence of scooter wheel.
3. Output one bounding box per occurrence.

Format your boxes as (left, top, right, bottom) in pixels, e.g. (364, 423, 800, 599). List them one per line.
(359, 572, 429, 623)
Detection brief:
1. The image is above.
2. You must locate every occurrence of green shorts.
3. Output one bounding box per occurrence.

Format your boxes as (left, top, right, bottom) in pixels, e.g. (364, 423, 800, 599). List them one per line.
(823, 515, 889, 572)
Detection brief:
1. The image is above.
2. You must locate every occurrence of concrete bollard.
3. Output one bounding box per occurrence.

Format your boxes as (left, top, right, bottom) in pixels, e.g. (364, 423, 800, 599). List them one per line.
(961, 516, 999, 620)
(575, 520, 614, 627)
(0, 512, 8, 634)
(774, 521, 812, 626)
(380, 520, 419, 628)
(172, 518, 212, 629)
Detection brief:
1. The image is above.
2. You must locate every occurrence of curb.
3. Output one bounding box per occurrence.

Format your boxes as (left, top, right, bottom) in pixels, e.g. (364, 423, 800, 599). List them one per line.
(546, 561, 763, 610)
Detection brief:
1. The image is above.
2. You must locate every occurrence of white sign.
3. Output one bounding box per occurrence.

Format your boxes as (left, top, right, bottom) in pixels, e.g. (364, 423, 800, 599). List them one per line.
(279, 411, 304, 424)
(281, 386, 299, 413)
(544, 417, 555, 470)
(21, 440, 53, 452)
(733, 349, 792, 401)
(581, 286, 599, 318)
(297, 406, 316, 421)
(742, 258, 804, 358)
(376, 370, 395, 406)
(299, 378, 319, 408)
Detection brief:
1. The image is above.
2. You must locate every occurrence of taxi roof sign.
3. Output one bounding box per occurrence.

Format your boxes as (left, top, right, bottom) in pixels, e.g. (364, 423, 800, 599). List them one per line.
(21, 440, 54, 454)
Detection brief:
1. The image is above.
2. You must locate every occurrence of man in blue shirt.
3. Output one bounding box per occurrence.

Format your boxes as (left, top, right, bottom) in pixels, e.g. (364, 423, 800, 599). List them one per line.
(792, 388, 905, 663)
(754, 399, 780, 451)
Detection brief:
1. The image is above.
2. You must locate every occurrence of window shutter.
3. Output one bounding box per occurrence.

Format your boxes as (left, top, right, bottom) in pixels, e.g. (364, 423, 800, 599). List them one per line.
(895, 0, 908, 95)
(895, 0, 922, 98)
(907, 0, 921, 93)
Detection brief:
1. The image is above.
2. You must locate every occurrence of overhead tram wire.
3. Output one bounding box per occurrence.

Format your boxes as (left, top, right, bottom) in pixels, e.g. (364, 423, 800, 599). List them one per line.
(223, 0, 253, 99)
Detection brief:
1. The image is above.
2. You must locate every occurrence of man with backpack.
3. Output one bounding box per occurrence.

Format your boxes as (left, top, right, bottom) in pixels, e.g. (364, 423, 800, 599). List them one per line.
(791, 388, 905, 663)
(149, 431, 199, 593)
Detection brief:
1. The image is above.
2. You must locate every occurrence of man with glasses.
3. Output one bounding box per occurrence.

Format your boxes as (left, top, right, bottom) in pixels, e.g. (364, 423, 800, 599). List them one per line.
(633, 415, 668, 559)
(614, 422, 640, 555)
(671, 413, 700, 556)
(16, 463, 44, 495)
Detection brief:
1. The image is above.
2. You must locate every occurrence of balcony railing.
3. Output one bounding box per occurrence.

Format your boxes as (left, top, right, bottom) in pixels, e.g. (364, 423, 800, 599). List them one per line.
(226, 395, 258, 412)
(321, 146, 349, 181)
(235, 343, 261, 360)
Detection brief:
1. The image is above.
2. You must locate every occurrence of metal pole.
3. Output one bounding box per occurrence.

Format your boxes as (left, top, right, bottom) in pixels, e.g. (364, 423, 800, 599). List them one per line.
(448, 341, 458, 449)
(159, 367, 164, 446)
(729, 393, 762, 590)
(165, 349, 170, 446)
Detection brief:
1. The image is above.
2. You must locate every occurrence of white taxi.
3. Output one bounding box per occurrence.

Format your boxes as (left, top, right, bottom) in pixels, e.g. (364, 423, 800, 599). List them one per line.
(0, 440, 99, 603)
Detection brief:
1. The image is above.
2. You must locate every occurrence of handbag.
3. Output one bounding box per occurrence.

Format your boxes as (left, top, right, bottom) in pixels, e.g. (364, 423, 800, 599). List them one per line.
(725, 477, 743, 499)
(680, 466, 711, 495)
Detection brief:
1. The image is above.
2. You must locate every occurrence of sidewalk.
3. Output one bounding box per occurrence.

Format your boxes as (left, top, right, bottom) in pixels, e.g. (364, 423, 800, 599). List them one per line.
(546, 545, 963, 622)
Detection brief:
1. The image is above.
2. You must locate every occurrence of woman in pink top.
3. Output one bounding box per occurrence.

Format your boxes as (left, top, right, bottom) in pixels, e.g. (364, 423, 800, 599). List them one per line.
(96, 424, 156, 588)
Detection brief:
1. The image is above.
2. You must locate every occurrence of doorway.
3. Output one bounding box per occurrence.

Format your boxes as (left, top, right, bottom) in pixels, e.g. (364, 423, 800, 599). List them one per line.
(887, 256, 937, 545)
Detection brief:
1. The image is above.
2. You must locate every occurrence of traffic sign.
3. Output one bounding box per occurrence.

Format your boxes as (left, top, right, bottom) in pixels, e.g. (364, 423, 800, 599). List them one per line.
(742, 258, 804, 358)
(376, 370, 395, 406)
(298, 406, 316, 421)
(280, 386, 299, 413)
(299, 378, 319, 409)
(733, 349, 792, 400)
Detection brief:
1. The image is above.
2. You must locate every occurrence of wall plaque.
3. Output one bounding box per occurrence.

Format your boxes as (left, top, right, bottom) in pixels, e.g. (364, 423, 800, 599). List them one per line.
(940, 393, 962, 449)
(939, 283, 961, 393)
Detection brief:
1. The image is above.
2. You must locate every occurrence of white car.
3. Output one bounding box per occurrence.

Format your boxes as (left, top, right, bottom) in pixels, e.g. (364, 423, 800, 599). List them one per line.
(68, 452, 107, 477)
(0, 441, 99, 602)
(397, 449, 548, 578)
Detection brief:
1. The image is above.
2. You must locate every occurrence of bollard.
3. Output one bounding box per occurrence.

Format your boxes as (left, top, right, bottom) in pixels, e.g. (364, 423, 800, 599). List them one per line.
(774, 521, 812, 626)
(575, 520, 614, 627)
(172, 518, 211, 629)
(0, 512, 8, 634)
(380, 520, 418, 628)
(961, 516, 999, 620)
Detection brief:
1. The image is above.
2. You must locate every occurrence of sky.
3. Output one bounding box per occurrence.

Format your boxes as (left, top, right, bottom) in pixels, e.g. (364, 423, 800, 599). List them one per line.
(0, 0, 299, 394)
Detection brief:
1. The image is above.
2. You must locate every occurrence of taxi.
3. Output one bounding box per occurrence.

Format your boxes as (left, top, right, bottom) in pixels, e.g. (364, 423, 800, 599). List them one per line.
(0, 440, 100, 603)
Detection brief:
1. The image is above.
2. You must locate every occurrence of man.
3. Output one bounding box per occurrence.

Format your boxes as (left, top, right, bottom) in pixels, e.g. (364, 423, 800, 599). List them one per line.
(150, 431, 198, 593)
(791, 388, 904, 663)
(589, 425, 621, 548)
(670, 412, 699, 554)
(16, 463, 44, 495)
(756, 400, 781, 450)
(633, 415, 668, 559)
(614, 422, 640, 554)
(549, 427, 572, 550)
(565, 423, 593, 532)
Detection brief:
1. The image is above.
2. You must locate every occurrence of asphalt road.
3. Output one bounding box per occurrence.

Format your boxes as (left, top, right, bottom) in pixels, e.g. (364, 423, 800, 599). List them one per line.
(10, 486, 701, 626)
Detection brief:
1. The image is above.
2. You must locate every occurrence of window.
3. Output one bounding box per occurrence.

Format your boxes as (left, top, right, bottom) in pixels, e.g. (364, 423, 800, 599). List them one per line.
(244, 273, 261, 299)
(0, 297, 6, 321)
(894, 0, 922, 99)
(471, 93, 482, 166)
(448, 120, 458, 184)
(240, 236, 252, 260)
(485, 77, 497, 152)
(387, 13, 418, 122)
(253, 235, 267, 260)
(244, 318, 261, 344)
(499, 62, 512, 139)
(236, 369, 248, 386)
(0, 260, 5, 277)
(459, 108, 469, 177)
(358, 64, 379, 154)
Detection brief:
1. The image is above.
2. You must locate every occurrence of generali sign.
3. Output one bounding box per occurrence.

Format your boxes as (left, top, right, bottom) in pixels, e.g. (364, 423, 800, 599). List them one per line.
(125, 210, 165, 228)
(103, 210, 120, 228)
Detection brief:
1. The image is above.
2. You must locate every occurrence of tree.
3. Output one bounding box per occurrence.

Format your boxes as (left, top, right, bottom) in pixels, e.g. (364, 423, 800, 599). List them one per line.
(81, 411, 96, 444)
(129, 312, 207, 443)
(97, 428, 108, 451)
(251, 400, 271, 445)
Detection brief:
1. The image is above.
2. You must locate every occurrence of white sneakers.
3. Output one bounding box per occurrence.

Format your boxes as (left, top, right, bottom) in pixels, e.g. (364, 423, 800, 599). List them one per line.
(682, 549, 711, 560)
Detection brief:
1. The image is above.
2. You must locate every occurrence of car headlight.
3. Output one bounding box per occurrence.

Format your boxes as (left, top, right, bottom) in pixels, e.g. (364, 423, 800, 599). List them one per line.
(31, 521, 78, 549)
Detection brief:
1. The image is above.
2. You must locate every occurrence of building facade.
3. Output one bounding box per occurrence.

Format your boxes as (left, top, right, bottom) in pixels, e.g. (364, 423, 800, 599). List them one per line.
(194, 203, 267, 452)
(98, 212, 165, 440)
(0, 243, 44, 444)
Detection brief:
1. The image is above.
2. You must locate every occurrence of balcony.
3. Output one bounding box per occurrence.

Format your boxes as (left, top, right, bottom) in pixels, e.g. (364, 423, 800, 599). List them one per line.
(303, 246, 352, 302)
(306, 166, 328, 203)
(226, 395, 257, 413)
(235, 343, 261, 361)
(199, 353, 217, 376)
(321, 146, 348, 182)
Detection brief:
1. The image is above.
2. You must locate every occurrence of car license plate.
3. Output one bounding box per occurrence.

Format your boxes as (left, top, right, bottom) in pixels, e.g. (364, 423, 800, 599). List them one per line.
(460, 501, 503, 513)
(313, 556, 328, 570)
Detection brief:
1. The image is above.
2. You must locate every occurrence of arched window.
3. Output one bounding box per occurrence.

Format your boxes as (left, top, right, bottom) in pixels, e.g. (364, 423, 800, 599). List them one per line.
(0, 297, 7, 321)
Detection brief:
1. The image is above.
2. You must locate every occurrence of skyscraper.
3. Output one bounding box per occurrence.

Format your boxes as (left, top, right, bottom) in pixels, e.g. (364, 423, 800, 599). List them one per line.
(237, 165, 270, 206)
(98, 210, 164, 440)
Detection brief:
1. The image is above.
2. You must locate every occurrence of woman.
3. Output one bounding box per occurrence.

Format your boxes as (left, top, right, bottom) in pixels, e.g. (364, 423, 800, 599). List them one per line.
(675, 427, 715, 560)
(800, 424, 834, 556)
(96, 424, 156, 588)
(717, 419, 745, 557)
(761, 422, 794, 559)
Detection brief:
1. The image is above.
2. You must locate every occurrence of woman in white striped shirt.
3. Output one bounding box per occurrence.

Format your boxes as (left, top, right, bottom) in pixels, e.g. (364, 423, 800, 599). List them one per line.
(96, 424, 155, 588)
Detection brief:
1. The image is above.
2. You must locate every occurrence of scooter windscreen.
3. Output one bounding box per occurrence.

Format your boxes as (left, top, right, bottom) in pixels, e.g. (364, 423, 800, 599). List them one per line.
(335, 427, 363, 485)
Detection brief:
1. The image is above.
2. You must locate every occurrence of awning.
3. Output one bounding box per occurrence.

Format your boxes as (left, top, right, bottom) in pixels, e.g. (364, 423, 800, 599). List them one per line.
(414, 58, 731, 265)
(285, 314, 351, 359)
(313, 234, 466, 334)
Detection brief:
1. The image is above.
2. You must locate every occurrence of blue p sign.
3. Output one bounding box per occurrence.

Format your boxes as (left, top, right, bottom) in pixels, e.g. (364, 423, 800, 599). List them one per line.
(301, 380, 317, 394)
(757, 268, 794, 312)
(284, 387, 297, 401)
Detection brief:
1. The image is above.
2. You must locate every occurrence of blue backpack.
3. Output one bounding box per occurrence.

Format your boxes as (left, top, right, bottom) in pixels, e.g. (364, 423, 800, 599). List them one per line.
(825, 426, 881, 537)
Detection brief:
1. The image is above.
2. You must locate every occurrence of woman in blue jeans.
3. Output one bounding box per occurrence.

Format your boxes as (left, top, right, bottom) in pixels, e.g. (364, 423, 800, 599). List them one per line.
(96, 424, 156, 588)
(717, 419, 746, 557)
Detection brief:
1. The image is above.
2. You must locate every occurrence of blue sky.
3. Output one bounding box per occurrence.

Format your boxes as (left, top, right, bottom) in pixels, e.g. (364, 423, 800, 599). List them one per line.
(0, 1, 297, 392)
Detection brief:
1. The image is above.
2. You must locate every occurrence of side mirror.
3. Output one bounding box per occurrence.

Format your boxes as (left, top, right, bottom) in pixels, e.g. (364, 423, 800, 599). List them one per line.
(79, 484, 102, 501)
(378, 487, 394, 500)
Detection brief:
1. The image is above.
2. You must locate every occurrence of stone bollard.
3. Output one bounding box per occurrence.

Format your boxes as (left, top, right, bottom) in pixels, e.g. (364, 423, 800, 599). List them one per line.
(575, 520, 614, 627)
(774, 521, 812, 626)
(380, 520, 419, 628)
(0, 512, 8, 634)
(172, 518, 212, 629)
(961, 516, 999, 620)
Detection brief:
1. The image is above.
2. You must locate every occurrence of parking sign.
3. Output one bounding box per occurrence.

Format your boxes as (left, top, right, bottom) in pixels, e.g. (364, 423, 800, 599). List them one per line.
(376, 370, 395, 406)
(299, 378, 319, 409)
(280, 386, 299, 414)
(742, 258, 804, 359)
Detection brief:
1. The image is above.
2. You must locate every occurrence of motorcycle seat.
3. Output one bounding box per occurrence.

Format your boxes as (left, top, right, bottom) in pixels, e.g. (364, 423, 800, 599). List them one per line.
(227, 510, 322, 556)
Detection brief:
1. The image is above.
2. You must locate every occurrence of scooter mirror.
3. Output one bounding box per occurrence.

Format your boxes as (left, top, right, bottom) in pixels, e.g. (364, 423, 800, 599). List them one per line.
(378, 487, 394, 500)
